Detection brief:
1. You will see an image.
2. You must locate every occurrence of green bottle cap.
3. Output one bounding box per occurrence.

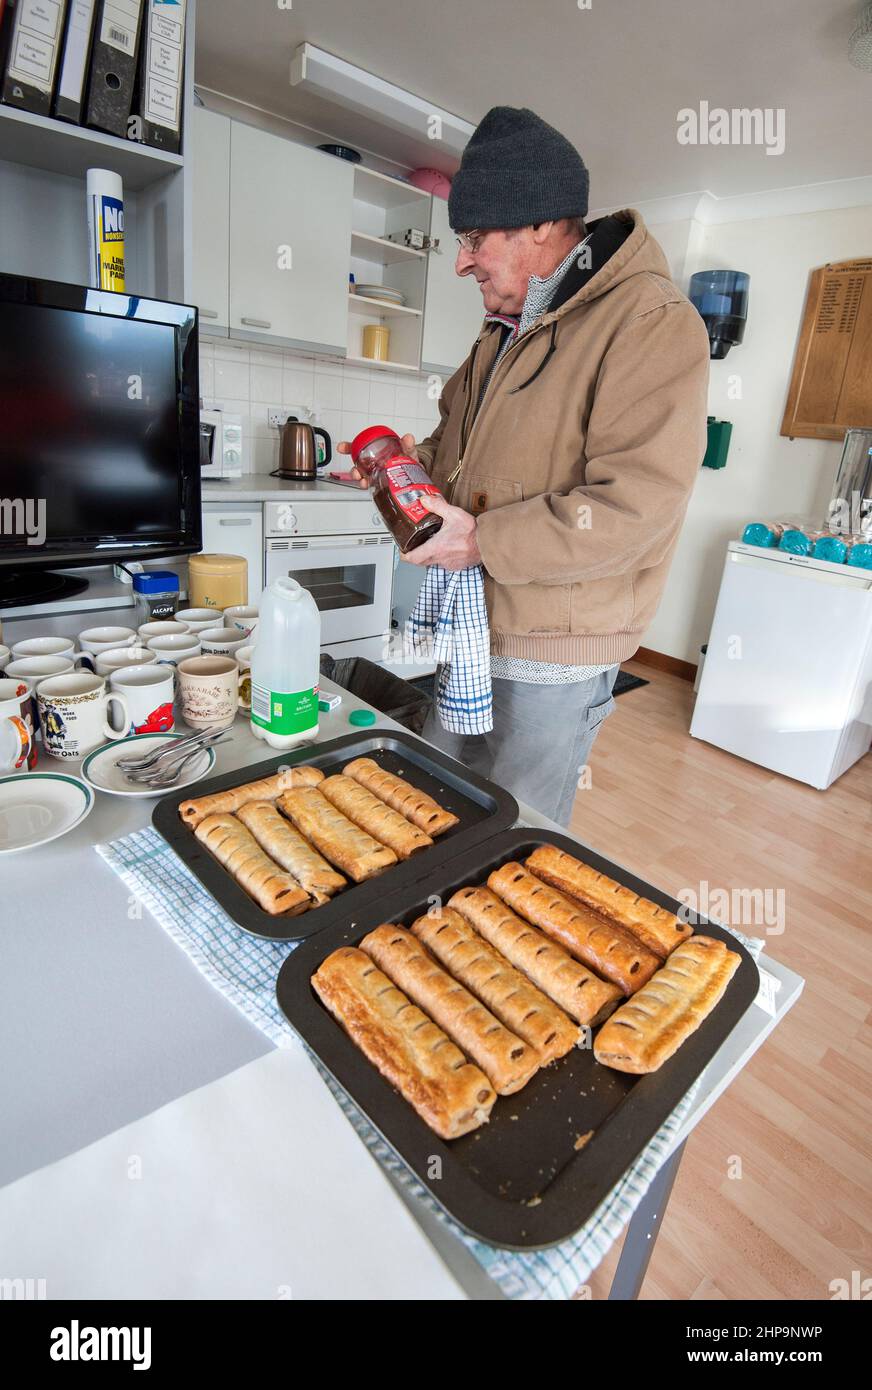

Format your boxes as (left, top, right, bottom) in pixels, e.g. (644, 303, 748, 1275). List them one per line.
(349, 708, 376, 726)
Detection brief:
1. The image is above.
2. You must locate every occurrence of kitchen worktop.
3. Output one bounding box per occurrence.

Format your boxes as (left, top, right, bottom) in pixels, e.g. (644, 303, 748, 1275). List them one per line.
(202, 473, 366, 503)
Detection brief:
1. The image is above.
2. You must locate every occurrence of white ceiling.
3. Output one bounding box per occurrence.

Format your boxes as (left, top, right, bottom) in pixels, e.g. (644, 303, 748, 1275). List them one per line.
(196, 0, 872, 209)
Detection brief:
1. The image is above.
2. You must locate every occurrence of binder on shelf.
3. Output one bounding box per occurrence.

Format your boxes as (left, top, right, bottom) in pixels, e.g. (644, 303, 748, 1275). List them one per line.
(0, 0, 70, 116)
(132, 0, 185, 153)
(52, 0, 96, 123)
(82, 0, 143, 138)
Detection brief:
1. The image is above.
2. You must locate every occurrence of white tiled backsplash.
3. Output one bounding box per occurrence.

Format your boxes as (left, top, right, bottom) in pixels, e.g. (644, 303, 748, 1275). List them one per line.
(200, 341, 444, 475)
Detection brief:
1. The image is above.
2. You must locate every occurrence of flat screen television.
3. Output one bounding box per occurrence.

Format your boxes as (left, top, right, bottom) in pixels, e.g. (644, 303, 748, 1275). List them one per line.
(0, 273, 201, 607)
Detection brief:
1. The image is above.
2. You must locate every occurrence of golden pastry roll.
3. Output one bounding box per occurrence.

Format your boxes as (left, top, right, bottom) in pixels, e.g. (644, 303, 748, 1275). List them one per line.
(593, 936, 742, 1074)
(278, 787, 397, 881)
(410, 908, 578, 1064)
(342, 757, 459, 836)
(525, 844, 693, 959)
(448, 884, 622, 1026)
(194, 813, 311, 916)
(319, 774, 433, 860)
(488, 862, 660, 996)
(311, 946, 496, 1140)
(361, 924, 539, 1096)
(236, 801, 346, 905)
(179, 765, 324, 828)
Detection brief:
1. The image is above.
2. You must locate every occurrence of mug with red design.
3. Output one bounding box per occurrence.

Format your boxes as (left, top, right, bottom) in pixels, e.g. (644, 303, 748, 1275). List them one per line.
(108, 664, 175, 737)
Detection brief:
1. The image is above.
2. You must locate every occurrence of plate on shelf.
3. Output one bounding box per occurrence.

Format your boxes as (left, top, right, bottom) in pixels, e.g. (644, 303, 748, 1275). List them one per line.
(0, 771, 94, 853)
(81, 733, 216, 798)
(353, 284, 406, 305)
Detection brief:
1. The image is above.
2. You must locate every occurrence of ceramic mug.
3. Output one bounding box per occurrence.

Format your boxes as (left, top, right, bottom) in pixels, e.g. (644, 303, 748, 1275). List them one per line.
(4, 654, 76, 685)
(137, 620, 190, 643)
(11, 635, 76, 661)
(0, 675, 37, 768)
(146, 633, 202, 667)
(77, 627, 137, 667)
(95, 644, 156, 676)
(108, 664, 175, 736)
(223, 605, 259, 636)
(174, 607, 223, 633)
(0, 644, 11, 671)
(199, 626, 247, 657)
(235, 644, 254, 712)
(37, 672, 129, 761)
(177, 655, 243, 729)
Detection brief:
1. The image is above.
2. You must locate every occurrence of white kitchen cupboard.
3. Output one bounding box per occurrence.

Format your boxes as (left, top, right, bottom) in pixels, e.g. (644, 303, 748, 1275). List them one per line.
(228, 123, 353, 354)
(420, 194, 485, 376)
(190, 106, 231, 335)
(201, 504, 264, 604)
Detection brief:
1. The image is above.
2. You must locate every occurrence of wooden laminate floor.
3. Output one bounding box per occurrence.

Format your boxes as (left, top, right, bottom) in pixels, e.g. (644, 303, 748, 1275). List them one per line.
(571, 659, 872, 1301)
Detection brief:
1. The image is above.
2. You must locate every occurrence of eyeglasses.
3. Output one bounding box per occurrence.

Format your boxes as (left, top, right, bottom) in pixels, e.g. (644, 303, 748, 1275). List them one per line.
(455, 229, 487, 254)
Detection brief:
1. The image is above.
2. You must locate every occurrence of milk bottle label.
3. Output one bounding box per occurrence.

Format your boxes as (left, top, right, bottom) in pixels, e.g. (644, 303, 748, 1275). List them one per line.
(251, 683, 318, 735)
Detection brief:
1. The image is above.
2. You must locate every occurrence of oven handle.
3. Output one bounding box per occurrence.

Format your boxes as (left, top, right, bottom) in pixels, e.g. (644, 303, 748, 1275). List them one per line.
(269, 536, 391, 549)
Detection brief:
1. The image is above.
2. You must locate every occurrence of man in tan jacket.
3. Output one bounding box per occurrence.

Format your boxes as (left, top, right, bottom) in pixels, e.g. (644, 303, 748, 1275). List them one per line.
(342, 106, 710, 826)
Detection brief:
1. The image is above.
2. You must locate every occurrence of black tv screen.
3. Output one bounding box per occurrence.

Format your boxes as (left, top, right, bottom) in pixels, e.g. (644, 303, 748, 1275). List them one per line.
(0, 275, 201, 576)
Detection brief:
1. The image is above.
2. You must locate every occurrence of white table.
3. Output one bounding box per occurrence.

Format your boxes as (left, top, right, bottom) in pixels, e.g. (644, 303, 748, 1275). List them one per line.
(0, 677, 804, 1299)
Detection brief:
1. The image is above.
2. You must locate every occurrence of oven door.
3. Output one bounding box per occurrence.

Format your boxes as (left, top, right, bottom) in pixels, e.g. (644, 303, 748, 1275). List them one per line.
(265, 535, 395, 646)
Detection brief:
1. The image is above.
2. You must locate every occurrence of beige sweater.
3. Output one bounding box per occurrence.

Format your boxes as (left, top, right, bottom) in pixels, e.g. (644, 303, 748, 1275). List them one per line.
(416, 209, 711, 665)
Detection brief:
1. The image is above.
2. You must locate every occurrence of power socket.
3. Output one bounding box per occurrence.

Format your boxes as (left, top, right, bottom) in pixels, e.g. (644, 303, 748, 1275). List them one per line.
(268, 409, 288, 430)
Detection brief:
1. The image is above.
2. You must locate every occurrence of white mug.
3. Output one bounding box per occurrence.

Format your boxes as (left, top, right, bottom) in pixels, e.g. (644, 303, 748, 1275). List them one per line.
(0, 675, 37, 769)
(223, 605, 259, 636)
(0, 644, 10, 670)
(11, 636, 76, 661)
(199, 626, 247, 657)
(146, 633, 202, 667)
(175, 607, 223, 633)
(108, 664, 175, 736)
(177, 655, 243, 729)
(77, 627, 137, 665)
(95, 644, 156, 676)
(37, 672, 129, 761)
(4, 654, 76, 684)
(235, 644, 254, 711)
(138, 620, 190, 642)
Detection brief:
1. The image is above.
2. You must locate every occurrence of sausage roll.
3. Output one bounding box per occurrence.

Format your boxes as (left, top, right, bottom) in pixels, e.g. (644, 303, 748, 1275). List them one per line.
(342, 757, 459, 836)
(488, 862, 660, 995)
(319, 775, 433, 859)
(593, 936, 741, 1074)
(236, 801, 346, 905)
(311, 946, 496, 1140)
(194, 812, 311, 916)
(278, 787, 397, 881)
(525, 844, 693, 959)
(361, 924, 539, 1095)
(179, 765, 324, 828)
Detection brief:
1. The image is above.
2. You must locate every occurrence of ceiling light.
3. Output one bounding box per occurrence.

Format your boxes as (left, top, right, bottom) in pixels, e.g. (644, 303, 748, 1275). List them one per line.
(290, 43, 475, 155)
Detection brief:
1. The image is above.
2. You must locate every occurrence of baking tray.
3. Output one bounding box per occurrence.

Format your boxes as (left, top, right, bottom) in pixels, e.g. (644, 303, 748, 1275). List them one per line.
(276, 828, 760, 1250)
(151, 730, 519, 941)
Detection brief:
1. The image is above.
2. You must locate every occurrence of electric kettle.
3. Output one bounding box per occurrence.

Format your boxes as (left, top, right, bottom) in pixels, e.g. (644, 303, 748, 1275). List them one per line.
(271, 416, 333, 480)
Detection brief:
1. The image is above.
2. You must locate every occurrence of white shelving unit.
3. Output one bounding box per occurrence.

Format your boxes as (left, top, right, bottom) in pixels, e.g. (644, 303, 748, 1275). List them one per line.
(348, 164, 431, 371)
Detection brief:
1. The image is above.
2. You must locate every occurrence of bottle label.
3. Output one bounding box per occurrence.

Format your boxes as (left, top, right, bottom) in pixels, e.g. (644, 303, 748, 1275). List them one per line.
(383, 458, 442, 525)
(250, 684, 319, 735)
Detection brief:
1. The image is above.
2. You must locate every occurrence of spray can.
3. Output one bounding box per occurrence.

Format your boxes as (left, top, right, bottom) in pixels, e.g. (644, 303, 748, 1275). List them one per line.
(86, 168, 126, 291)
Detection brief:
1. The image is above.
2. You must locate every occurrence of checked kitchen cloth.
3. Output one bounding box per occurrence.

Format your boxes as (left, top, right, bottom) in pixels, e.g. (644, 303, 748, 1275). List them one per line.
(407, 563, 493, 735)
(97, 826, 766, 1300)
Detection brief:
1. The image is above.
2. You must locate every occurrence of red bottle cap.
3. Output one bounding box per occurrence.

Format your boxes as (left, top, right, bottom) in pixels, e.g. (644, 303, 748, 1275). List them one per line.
(349, 425, 400, 461)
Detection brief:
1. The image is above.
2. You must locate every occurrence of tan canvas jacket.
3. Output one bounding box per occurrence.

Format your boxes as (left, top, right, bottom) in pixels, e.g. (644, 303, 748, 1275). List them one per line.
(415, 208, 711, 665)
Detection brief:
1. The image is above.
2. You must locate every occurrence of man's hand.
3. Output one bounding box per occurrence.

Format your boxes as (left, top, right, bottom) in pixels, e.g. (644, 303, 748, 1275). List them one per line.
(404, 493, 483, 570)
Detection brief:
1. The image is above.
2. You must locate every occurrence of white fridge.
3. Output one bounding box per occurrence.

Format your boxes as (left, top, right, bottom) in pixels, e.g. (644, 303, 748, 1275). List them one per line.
(690, 541, 872, 789)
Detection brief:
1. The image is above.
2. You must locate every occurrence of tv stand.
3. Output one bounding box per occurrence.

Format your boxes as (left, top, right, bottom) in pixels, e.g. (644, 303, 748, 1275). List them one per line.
(0, 569, 90, 609)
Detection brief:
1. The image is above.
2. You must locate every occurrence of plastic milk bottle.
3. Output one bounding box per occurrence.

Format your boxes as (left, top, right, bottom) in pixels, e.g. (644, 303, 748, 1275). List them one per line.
(250, 577, 320, 749)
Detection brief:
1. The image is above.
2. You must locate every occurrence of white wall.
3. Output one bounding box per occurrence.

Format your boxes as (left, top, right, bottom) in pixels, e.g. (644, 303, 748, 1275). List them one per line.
(644, 201, 872, 665)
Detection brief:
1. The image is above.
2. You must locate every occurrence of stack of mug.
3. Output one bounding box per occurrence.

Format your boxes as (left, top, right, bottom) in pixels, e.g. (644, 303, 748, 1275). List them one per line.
(0, 605, 259, 766)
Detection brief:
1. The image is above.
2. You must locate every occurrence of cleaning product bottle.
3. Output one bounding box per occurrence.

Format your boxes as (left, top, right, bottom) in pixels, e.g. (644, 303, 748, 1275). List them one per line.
(250, 577, 320, 749)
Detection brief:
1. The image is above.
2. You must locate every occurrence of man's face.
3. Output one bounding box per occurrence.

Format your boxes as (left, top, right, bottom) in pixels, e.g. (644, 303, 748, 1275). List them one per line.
(455, 229, 534, 315)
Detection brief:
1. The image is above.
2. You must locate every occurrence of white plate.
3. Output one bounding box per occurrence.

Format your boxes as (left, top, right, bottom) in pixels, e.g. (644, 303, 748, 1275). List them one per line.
(81, 733, 217, 798)
(354, 284, 406, 304)
(0, 772, 95, 853)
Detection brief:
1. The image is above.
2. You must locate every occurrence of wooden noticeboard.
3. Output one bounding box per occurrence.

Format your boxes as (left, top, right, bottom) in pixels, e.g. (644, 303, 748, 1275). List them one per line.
(781, 258, 872, 441)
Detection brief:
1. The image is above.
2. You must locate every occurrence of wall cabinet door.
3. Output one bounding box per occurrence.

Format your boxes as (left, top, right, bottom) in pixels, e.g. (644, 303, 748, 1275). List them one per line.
(420, 195, 485, 376)
(229, 123, 353, 354)
(201, 505, 264, 604)
(190, 107, 231, 334)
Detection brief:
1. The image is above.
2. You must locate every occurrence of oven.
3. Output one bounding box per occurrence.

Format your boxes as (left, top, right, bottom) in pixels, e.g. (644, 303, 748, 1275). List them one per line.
(264, 497, 395, 655)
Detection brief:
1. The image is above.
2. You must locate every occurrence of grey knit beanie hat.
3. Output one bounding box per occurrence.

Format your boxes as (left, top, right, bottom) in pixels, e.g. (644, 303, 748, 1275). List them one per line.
(448, 105, 589, 232)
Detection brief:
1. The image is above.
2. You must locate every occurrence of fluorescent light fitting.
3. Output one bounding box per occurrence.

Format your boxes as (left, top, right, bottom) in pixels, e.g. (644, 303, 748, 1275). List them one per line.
(290, 43, 474, 155)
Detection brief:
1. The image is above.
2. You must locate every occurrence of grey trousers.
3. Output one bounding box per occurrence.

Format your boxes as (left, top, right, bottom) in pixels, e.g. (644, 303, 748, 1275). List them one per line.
(421, 666, 620, 828)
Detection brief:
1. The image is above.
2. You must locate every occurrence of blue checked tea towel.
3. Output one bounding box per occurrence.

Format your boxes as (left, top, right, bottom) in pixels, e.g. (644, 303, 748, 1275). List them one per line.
(408, 563, 493, 734)
(96, 826, 766, 1301)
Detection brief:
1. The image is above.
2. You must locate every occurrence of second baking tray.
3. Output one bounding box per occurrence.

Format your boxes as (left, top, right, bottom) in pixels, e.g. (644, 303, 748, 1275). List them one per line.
(277, 828, 760, 1250)
(151, 729, 519, 941)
